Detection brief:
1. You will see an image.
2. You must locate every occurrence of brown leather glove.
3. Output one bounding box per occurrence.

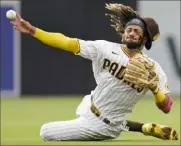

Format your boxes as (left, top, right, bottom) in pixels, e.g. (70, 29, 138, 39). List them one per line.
(123, 53, 158, 90)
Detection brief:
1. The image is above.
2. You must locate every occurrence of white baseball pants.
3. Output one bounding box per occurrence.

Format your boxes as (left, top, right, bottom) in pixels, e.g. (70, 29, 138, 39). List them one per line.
(40, 95, 122, 141)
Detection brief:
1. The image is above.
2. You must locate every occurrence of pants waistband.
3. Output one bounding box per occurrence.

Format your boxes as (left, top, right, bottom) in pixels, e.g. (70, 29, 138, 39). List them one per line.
(90, 96, 112, 125)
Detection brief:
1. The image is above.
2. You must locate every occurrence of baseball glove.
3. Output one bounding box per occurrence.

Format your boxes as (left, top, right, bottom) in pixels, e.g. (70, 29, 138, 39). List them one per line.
(123, 53, 158, 90)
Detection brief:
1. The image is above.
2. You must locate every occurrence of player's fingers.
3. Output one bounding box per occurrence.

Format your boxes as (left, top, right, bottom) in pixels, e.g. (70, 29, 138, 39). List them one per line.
(15, 13, 25, 26)
(10, 21, 17, 26)
(10, 21, 20, 30)
(13, 26, 20, 31)
(20, 19, 28, 26)
(15, 12, 22, 20)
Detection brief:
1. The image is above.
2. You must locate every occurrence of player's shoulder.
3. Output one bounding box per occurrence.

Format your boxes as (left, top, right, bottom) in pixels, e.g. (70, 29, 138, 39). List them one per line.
(93, 40, 123, 54)
(94, 40, 121, 47)
(78, 39, 121, 49)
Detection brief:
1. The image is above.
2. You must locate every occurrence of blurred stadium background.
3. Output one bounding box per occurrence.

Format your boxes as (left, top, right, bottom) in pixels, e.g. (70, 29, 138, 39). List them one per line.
(0, 0, 180, 145)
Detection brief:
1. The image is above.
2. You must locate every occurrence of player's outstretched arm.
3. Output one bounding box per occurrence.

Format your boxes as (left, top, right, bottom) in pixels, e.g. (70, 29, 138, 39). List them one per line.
(10, 12, 80, 54)
(152, 87, 173, 114)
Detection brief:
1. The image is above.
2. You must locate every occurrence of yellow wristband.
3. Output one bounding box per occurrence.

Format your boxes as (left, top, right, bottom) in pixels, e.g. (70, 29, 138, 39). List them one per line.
(152, 87, 159, 94)
(153, 88, 165, 103)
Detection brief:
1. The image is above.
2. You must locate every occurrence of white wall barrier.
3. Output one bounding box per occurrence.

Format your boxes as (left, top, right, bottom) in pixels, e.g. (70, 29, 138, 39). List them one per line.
(138, 1, 180, 96)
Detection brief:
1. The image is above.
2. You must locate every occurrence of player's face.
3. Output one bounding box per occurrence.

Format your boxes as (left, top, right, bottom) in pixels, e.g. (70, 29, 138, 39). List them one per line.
(122, 25, 145, 49)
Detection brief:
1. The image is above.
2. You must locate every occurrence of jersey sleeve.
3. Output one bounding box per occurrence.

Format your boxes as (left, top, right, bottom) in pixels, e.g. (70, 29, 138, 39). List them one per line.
(76, 39, 105, 61)
(155, 63, 170, 94)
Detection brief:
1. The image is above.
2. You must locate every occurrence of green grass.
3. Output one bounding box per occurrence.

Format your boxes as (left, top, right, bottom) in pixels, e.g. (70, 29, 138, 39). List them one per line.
(1, 96, 180, 145)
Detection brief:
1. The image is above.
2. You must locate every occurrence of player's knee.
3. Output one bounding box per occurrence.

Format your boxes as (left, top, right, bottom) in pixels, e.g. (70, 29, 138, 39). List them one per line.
(40, 123, 48, 141)
(40, 123, 55, 141)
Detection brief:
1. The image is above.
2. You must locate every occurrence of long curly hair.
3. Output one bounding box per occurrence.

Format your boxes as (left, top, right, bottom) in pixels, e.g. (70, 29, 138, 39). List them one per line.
(105, 3, 139, 37)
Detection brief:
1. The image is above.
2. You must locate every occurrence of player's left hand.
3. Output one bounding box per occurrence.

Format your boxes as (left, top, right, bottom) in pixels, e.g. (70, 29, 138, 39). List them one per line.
(123, 53, 158, 89)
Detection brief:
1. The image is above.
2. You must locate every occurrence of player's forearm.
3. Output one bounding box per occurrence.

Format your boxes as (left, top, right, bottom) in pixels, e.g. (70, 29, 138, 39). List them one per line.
(152, 88, 173, 113)
(31, 27, 79, 53)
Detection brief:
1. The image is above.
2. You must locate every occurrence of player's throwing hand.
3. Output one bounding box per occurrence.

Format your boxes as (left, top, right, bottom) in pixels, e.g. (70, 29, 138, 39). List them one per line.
(9, 12, 35, 35)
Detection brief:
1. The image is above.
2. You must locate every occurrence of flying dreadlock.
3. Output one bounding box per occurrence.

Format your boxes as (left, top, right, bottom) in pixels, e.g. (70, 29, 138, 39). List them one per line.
(105, 3, 139, 38)
(105, 3, 160, 50)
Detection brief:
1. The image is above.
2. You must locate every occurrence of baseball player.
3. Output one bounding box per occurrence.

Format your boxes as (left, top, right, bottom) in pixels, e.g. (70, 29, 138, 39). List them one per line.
(10, 3, 178, 141)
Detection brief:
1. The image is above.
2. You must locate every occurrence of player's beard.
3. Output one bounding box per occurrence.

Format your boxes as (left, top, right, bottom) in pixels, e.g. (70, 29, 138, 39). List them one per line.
(122, 37, 144, 49)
